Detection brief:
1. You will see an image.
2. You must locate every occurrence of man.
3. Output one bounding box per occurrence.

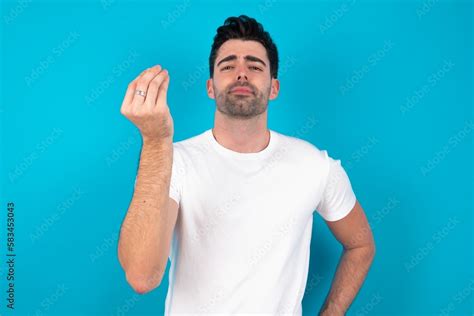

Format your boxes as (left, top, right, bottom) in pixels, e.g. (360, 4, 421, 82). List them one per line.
(117, 15, 375, 315)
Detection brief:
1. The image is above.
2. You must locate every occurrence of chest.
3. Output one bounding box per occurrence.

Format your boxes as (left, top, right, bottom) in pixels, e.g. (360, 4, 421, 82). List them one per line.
(179, 157, 322, 239)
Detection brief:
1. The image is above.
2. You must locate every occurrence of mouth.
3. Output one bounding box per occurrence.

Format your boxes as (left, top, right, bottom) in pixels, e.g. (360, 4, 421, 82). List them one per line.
(230, 88, 253, 95)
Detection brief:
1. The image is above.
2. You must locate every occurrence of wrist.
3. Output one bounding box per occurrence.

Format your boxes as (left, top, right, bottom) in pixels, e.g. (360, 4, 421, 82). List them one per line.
(142, 136, 173, 147)
(319, 302, 345, 316)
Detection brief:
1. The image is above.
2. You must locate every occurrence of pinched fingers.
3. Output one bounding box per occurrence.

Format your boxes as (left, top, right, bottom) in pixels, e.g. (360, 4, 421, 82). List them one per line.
(143, 69, 169, 110)
(131, 65, 162, 105)
(120, 65, 174, 141)
(121, 66, 159, 115)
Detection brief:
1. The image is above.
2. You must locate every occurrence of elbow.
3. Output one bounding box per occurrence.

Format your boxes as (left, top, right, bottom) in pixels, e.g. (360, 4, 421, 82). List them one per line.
(117, 240, 167, 294)
(346, 241, 376, 263)
(366, 241, 376, 263)
(371, 238, 376, 256)
(118, 249, 165, 294)
(125, 270, 164, 294)
(362, 233, 376, 262)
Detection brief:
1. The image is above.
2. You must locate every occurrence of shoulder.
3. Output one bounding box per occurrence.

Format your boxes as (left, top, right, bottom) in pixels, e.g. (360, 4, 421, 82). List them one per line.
(173, 129, 211, 153)
(273, 130, 330, 164)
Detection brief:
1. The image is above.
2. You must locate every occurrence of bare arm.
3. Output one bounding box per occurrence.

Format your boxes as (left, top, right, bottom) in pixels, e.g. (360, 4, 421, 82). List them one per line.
(319, 200, 376, 315)
(117, 65, 178, 294)
(118, 140, 178, 293)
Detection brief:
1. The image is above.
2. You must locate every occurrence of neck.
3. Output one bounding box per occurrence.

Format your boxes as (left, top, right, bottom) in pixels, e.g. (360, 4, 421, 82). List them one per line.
(212, 110, 270, 153)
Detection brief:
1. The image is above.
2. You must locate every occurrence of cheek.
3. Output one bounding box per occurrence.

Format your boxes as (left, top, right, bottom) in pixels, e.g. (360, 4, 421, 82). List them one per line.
(215, 78, 232, 93)
(255, 80, 271, 94)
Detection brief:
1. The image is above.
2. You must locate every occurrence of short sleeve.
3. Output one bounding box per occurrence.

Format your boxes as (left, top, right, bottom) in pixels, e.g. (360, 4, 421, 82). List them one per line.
(169, 144, 186, 206)
(133, 144, 185, 206)
(316, 153, 357, 221)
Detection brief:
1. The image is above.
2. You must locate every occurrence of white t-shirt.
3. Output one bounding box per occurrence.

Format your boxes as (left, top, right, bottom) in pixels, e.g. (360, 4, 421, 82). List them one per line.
(164, 128, 357, 315)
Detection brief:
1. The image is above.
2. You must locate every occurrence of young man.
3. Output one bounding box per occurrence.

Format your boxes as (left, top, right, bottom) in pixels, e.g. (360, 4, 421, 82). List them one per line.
(118, 15, 375, 315)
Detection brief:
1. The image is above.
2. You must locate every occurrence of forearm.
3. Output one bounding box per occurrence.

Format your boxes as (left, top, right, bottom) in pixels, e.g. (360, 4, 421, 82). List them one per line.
(319, 245, 375, 315)
(118, 138, 174, 287)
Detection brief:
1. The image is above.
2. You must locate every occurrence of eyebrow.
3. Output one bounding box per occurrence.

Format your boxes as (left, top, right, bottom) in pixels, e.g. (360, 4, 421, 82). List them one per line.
(216, 55, 267, 68)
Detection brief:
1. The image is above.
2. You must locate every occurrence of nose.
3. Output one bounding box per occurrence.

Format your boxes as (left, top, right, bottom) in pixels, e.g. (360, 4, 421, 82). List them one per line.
(236, 64, 248, 82)
(237, 74, 248, 82)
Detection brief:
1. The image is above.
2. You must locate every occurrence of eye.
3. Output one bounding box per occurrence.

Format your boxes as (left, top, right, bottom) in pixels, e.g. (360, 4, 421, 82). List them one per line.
(221, 65, 234, 70)
(250, 66, 262, 71)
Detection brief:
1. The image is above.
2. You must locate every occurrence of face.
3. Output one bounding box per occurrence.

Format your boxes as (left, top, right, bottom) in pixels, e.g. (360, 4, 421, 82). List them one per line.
(206, 39, 280, 119)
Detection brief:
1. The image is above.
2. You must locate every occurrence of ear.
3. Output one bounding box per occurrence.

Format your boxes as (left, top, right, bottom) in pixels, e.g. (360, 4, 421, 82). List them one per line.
(206, 78, 215, 99)
(269, 78, 280, 100)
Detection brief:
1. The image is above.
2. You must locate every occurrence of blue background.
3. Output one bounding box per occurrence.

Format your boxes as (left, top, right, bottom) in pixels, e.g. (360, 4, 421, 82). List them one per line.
(1, 0, 472, 315)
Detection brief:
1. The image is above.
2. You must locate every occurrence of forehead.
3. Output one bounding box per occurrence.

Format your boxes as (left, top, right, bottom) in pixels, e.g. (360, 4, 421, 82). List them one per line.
(216, 39, 268, 63)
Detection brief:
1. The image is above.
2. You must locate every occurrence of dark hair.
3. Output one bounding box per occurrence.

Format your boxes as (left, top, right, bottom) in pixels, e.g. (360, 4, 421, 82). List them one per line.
(209, 15, 279, 79)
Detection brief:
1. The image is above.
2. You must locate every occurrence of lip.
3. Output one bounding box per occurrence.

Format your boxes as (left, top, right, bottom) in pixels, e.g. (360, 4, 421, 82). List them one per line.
(231, 89, 253, 94)
(230, 88, 253, 94)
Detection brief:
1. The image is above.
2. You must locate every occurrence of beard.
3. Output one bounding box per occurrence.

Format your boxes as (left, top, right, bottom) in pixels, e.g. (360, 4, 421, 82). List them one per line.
(214, 82, 270, 119)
